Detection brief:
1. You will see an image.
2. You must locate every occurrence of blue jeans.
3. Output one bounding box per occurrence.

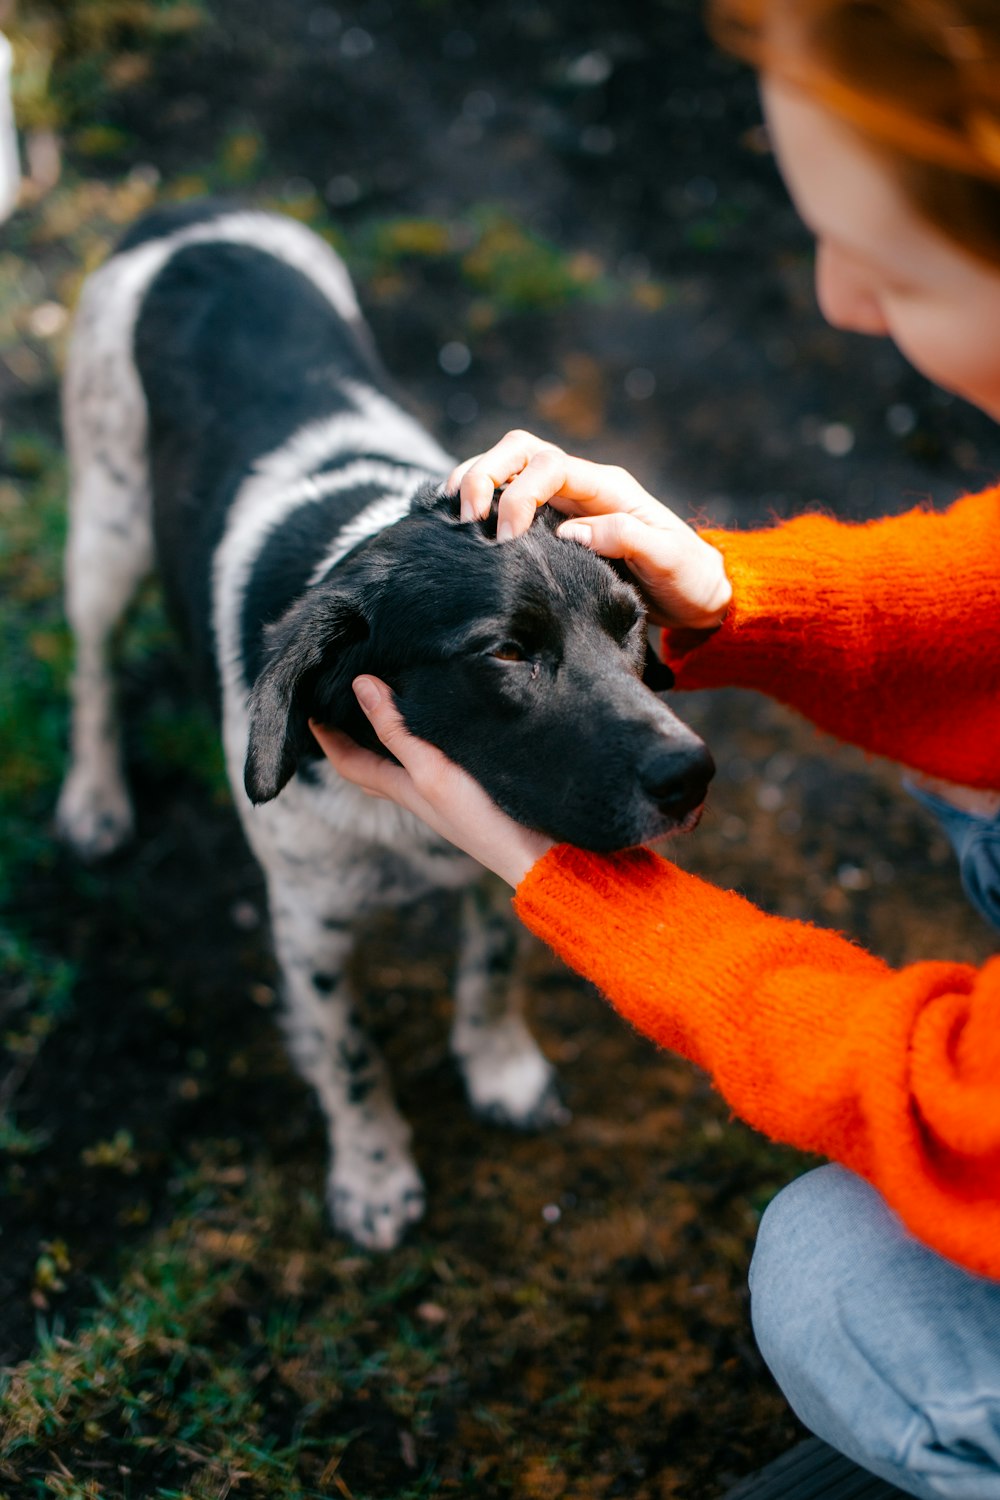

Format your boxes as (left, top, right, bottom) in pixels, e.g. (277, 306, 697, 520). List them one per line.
(750, 1165, 1000, 1498)
(904, 780, 1000, 931)
(747, 784, 1000, 1495)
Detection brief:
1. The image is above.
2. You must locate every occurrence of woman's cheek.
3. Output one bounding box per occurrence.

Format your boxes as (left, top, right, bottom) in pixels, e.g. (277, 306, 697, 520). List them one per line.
(884, 303, 978, 406)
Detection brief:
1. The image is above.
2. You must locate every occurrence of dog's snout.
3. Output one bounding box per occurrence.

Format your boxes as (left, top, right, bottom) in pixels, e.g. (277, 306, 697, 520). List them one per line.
(639, 740, 715, 819)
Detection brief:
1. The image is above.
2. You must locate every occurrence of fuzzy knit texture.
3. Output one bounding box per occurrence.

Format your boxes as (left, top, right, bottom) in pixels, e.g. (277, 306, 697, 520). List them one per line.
(514, 486, 1000, 1280)
(663, 485, 1000, 787)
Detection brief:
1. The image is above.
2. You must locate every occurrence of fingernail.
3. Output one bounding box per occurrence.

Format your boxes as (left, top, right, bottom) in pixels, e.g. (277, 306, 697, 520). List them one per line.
(558, 521, 590, 544)
(496, 520, 514, 543)
(353, 676, 380, 713)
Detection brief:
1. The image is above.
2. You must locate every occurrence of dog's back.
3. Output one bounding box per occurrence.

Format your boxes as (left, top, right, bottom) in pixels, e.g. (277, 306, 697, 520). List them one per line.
(63, 202, 451, 700)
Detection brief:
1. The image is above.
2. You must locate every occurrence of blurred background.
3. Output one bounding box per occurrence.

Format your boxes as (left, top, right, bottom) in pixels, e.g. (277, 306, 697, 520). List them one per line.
(1, 3, 997, 1497)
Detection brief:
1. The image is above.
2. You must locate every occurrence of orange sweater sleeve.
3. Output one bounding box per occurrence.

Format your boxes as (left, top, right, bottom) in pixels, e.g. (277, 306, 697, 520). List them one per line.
(514, 846, 1000, 1279)
(663, 486, 1000, 788)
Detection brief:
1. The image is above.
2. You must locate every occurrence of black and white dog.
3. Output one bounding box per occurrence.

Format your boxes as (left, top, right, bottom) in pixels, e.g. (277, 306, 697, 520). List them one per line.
(56, 202, 713, 1250)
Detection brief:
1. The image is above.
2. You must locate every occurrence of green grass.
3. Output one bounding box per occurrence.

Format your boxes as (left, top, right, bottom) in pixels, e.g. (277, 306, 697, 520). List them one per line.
(10, 0, 206, 135)
(0, 433, 79, 1159)
(353, 208, 613, 313)
(0, 1148, 453, 1498)
(0, 436, 72, 863)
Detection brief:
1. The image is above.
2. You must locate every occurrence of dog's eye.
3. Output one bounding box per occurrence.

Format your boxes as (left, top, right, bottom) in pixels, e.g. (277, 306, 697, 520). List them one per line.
(490, 642, 526, 662)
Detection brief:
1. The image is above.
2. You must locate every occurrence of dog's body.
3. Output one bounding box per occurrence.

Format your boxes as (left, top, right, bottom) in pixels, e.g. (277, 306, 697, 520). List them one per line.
(57, 203, 713, 1249)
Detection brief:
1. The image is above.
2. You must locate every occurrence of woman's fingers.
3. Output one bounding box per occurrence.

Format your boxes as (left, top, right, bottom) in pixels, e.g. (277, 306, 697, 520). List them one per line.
(447, 429, 686, 536)
(309, 719, 398, 801)
(494, 447, 570, 540)
(557, 514, 732, 629)
(352, 673, 404, 745)
(317, 677, 449, 803)
(447, 430, 561, 523)
(311, 679, 554, 886)
(557, 511, 649, 558)
(459, 458, 507, 523)
(492, 453, 665, 538)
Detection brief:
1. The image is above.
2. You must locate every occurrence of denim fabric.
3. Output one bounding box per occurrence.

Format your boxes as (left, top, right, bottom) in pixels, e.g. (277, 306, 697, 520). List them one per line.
(905, 780, 1000, 932)
(750, 1165, 1000, 1500)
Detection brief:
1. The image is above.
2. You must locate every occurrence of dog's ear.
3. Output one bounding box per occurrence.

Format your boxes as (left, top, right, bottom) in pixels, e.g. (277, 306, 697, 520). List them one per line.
(642, 641, 675, 693)
(244, 589, 368, 805)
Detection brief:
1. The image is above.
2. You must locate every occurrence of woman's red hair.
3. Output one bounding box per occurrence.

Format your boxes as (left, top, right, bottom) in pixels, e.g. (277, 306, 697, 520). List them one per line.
(709, 0, 1000, 264)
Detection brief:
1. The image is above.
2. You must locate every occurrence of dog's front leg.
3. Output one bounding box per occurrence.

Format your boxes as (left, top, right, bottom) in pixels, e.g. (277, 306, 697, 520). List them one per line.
(267, 881, 425, 1251)
(451, 878, 568, 1129)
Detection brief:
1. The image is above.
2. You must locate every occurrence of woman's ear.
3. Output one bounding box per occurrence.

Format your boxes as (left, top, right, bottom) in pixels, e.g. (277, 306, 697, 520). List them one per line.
(244, 588, 369, 805)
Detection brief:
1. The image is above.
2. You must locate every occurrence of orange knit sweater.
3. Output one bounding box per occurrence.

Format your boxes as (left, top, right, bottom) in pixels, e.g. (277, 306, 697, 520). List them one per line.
(514, 485, 1000, 1279)
(666, 486, 1000, 787)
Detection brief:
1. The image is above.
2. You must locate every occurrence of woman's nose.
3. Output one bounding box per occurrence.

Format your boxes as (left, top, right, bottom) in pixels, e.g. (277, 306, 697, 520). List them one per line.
(815, 242, 889, 336)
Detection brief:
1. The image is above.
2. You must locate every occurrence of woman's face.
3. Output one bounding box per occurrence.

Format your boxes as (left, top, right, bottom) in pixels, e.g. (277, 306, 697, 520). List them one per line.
(762, 75, 1000, 422)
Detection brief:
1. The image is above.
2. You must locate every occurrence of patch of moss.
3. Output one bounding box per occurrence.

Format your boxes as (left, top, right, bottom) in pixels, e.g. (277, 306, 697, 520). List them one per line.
(9, 0, 206, 134)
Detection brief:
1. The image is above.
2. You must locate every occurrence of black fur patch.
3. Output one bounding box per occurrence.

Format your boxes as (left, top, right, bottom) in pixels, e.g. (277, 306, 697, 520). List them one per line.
(134, 239, 381, 685)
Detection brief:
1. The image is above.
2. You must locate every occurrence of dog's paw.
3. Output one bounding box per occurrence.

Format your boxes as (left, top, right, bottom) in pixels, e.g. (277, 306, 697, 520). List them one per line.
(462, 1031, 570, 1131)
(475, 1072, 571, 1132)
(55, 768, 134, 861)
(328, 1157, 426, 1252)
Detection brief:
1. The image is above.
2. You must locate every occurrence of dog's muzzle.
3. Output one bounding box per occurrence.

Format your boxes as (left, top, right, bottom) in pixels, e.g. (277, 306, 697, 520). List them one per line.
(639, 740, 716, 823)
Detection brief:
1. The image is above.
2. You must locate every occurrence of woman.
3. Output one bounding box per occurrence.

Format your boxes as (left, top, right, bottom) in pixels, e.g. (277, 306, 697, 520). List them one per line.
(312, 3, 1000, 1495)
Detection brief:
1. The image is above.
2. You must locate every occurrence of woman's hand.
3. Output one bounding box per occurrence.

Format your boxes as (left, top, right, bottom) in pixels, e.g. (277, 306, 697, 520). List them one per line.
(448, 428, 732, 630)
(310, 677, 554, 887)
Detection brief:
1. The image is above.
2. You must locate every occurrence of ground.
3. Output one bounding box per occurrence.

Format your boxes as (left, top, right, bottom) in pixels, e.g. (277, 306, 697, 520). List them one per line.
(0, 2, 997, 1497)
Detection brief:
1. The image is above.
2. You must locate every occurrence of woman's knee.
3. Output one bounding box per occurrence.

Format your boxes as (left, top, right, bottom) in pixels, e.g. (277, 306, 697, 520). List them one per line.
(748, 1163, 870, 1385)
(748, 1164, 1000, 1500)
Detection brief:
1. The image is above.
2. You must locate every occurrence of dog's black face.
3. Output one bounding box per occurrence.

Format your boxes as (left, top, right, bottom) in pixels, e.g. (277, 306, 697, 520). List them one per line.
(245, 488, 714, 851)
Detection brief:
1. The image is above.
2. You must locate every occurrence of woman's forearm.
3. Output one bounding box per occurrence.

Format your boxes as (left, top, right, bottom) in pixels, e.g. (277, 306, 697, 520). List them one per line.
(514, 842, 1000, 1278)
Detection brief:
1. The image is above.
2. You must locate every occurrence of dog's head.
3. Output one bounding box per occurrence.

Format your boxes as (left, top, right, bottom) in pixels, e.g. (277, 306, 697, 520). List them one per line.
(244, 485, 714, 851)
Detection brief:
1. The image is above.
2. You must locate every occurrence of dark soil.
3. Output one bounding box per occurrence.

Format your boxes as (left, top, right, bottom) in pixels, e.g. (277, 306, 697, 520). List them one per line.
(2, 2, 998, 1496)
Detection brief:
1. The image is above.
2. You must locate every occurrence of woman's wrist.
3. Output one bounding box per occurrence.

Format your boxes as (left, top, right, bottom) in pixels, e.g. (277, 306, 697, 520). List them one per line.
(494, 828, 554, 888)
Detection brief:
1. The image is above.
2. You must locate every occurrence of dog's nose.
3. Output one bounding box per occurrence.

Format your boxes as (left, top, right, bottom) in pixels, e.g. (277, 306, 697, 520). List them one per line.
(639, 741, 715, 819)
